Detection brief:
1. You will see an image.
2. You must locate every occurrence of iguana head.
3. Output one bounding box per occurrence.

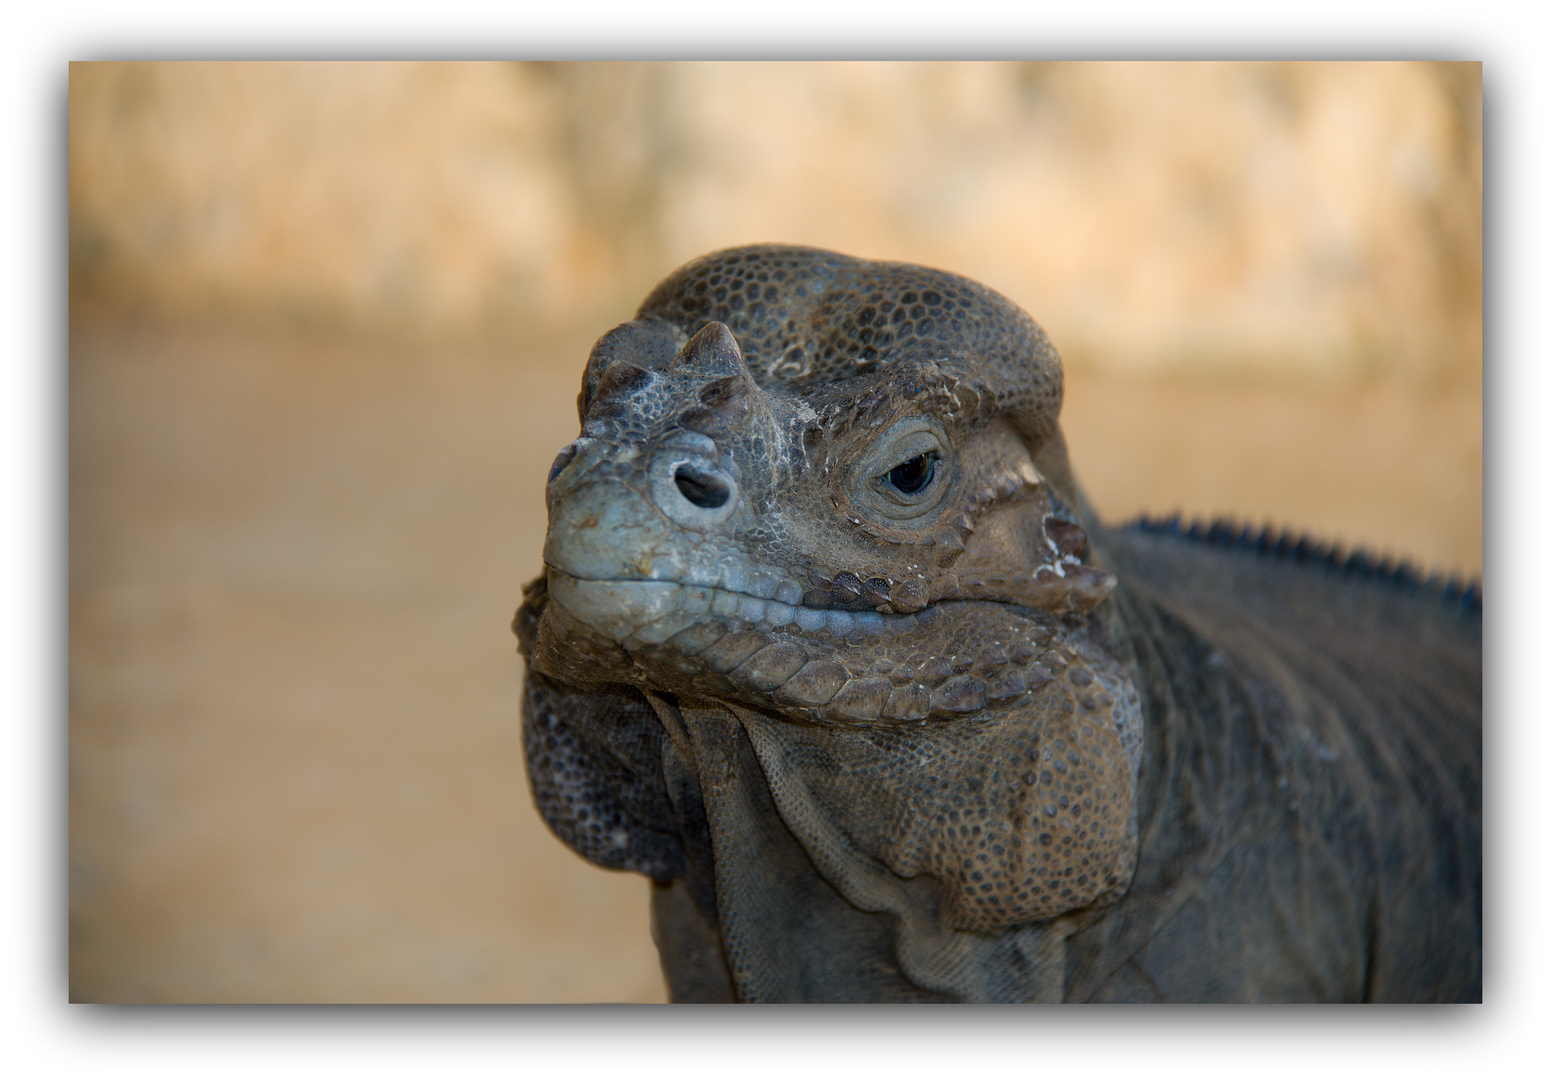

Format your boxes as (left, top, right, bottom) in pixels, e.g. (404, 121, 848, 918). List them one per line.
(524, 245, 1142, 935)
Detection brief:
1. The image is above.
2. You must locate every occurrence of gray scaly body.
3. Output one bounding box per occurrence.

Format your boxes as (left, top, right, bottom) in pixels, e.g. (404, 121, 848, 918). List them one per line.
(515, 245, 1480, 1002)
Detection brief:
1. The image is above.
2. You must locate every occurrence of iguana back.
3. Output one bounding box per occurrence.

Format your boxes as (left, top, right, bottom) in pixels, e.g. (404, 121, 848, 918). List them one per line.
(1061, 522, 1480, 1001)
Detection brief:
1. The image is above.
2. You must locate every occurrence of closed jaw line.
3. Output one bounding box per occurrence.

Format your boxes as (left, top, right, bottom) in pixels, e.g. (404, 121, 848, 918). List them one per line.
(661, 560, 808, 609)
(547, 570, 897, 648)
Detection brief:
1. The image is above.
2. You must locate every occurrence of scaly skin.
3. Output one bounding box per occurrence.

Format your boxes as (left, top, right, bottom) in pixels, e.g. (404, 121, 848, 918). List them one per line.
(516, 245, 1481, 1002)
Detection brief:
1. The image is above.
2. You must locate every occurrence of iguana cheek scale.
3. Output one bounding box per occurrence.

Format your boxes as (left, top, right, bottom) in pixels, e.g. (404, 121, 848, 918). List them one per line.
(516, 244, 1481, 1002)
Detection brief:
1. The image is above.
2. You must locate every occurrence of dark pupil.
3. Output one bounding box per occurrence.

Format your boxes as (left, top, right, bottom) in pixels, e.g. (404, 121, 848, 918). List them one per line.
(887, 453, 936, 495)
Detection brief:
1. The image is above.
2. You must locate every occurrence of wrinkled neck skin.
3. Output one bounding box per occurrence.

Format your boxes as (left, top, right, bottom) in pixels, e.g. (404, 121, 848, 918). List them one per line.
(525, 247, 1148, 1001)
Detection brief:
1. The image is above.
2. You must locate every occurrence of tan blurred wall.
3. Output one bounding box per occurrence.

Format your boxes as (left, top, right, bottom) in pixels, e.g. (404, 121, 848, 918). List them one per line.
(70, 60, 1480, 386)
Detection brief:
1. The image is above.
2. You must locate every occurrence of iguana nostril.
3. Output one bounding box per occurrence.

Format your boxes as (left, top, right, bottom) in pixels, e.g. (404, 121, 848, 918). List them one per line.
(673, 463, 731, 509)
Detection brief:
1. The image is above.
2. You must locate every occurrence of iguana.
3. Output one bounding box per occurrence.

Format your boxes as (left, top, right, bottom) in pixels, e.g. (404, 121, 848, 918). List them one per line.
(514, 244, 1481, 1002)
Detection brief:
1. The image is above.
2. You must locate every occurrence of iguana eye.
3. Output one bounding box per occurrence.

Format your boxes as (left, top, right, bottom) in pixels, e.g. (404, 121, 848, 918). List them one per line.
(850, 417, 956, 524)
(884, 452, 937, 496)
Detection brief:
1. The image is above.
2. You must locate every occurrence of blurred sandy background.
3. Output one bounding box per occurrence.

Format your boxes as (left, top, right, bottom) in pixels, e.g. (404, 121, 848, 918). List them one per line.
(68, 60, 1480, 1003)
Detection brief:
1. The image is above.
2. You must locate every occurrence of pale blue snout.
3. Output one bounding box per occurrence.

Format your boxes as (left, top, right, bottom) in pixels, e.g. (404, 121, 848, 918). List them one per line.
(543, 432, 739, 588)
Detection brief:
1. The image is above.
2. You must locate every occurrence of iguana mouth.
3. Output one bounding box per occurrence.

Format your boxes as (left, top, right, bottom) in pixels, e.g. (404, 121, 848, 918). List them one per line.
(545, 569, 903, 648)
(541, 570, 1065, 724)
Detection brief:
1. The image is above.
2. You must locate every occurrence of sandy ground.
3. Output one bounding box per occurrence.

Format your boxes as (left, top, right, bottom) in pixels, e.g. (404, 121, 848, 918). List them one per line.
(68, 315, 1480, 1003)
